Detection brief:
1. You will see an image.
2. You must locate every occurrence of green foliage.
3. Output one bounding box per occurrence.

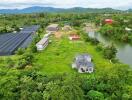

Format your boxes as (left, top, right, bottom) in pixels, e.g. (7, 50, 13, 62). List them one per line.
(103, 44, 117, 60)
(96, 43, 103, 52)
(16, 53, 34, 69)
(43, 75, 83, 100)
(5, 57, 15, 68)
(90, 38, 100, 45)
(29, 43, 37, 53)
(16, 48, 25, 55)
(99, 15, 132, 44)
(0, 13, 132, 100)
(87, 90, 104, 100)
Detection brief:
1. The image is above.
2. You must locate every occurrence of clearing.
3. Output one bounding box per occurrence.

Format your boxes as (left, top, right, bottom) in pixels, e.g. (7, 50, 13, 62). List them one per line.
(35, 34, 114, 75)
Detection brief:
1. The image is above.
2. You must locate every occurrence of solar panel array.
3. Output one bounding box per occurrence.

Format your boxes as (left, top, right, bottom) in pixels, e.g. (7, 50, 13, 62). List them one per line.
(20, 25, 40, 33)
(0, 25, 40, 56)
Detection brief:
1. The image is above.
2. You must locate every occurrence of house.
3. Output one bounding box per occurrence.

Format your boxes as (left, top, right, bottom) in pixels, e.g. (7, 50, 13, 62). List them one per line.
(72, 54, 94, 73)
(36, 37, 49, 51)
(69, 34, 80, 41)
(46, 24, 59, 33)
(105, 19, 113, 24)
(62, 25, 72, 31)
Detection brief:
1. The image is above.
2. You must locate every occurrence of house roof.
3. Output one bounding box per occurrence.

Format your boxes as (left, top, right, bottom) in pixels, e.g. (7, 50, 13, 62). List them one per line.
(46, 24, 59, 31)
(36, 37, 48, 45)
(74, 54, 94, 68)
(76, 54, 91, 60)
(105, 19, 113, 21)
(47, 24, 59, 28)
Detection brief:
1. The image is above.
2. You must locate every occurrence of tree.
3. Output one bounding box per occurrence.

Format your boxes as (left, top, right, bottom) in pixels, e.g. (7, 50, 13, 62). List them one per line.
(103, 44, 117, 60)
(121, 34, 130, 42)
(99, 24, 114, 36)
(16, 53, 34, 69)
(43, 75, 84, 100)
(87, 90, 104, 100)
(29, 43, 37, 53)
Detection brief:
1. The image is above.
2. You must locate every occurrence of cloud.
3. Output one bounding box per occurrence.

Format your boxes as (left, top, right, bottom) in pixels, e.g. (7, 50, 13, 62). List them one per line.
(0, 0, 132, 9)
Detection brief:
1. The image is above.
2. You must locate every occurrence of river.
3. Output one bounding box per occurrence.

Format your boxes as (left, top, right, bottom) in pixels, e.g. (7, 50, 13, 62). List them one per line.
(88, 32, 132, 67)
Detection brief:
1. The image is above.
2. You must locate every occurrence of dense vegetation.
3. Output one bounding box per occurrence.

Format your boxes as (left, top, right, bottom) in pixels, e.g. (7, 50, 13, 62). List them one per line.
(99, 14, 132, 43)
(0, 13, 132, 100)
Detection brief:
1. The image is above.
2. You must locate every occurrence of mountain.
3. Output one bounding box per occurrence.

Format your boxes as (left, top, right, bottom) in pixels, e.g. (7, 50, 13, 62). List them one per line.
(128, 9, 132, 12)
(0, 6, 123, 14)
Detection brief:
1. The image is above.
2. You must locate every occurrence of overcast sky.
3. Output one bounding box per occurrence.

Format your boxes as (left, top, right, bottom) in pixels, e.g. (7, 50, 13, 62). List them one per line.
(0, 0, 132, 10)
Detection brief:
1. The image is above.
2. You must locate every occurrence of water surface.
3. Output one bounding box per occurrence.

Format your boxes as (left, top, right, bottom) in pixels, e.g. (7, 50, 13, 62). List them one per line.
(88, 32, 132, 67)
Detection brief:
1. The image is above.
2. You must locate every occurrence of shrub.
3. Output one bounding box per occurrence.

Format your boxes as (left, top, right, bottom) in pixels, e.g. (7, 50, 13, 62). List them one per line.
(16, 48, 25, 55)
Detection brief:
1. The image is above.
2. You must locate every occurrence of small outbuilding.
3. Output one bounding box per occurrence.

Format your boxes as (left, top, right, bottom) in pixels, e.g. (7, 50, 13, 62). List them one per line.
(69, 34, 80, 41)
(105, 19, 113, 24)
(46, 24, 59, 33)
(36, 37, 49, 51)
(72, 54, 94, 73)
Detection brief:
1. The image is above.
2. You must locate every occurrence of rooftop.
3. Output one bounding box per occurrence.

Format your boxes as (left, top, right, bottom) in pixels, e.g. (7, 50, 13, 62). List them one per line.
(37, 38, 48, 45)
(74, 54, 94, 68)
(47, 24, 59, 28)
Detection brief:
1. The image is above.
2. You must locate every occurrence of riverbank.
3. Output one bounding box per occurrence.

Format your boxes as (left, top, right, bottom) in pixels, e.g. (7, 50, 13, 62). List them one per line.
(88, 32, 132, 67)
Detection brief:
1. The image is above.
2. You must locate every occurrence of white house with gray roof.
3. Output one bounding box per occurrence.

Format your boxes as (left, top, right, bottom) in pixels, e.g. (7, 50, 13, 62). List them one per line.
(72, 54, 94, 73)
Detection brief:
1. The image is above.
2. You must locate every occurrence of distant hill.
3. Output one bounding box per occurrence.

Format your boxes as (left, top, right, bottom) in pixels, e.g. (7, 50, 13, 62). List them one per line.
(128, 9, 132, 12)
(0, 6, 125, 14)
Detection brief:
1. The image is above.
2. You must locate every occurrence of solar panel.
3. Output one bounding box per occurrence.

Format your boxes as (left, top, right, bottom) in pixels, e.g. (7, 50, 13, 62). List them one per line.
(0, 25, 40, 56)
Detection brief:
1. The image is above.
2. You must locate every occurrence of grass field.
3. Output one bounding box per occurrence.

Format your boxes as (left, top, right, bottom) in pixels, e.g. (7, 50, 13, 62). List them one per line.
(35, 34, 114, 75)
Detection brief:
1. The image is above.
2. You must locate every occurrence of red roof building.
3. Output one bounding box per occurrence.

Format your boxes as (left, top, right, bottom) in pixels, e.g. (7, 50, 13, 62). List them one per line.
(69, 34, 80, 40)
(105, 19, 113, 24)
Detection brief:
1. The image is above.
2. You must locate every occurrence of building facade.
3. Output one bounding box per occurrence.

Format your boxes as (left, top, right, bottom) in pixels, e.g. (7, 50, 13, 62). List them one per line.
(72, 54, 94, 73)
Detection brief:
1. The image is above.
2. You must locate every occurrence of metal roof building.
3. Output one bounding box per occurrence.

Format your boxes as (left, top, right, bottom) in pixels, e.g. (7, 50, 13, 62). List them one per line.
(0, 25, 40, 56)
(46, 24, 59, 33)
(36, 37, 49, 51)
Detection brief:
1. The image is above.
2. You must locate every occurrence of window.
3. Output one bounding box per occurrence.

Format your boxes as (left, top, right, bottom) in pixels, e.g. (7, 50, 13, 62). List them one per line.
(89, 68, 93, 72)
(81, 68, 85, 72)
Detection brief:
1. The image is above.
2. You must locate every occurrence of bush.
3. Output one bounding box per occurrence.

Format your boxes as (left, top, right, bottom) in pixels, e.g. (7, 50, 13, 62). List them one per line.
(16, 53, 34, 69)
(16, 48, 25, 55)
(87, 90, 104, 100)
(29, 44, 37, 53)
(16, 59, 27, 69)
(103, 44, 117, 60)
(5, 58, 15, 68)
(96, 43, 103, 52)
(90, 38, 100, 45)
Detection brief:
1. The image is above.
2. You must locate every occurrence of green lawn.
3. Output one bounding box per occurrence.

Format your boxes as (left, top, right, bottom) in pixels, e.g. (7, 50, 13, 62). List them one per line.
(35, 36, 114, 75)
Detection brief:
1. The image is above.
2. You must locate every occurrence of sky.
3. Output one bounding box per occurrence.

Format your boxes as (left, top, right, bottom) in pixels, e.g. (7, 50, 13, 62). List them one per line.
(0, 0, 132, 10)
